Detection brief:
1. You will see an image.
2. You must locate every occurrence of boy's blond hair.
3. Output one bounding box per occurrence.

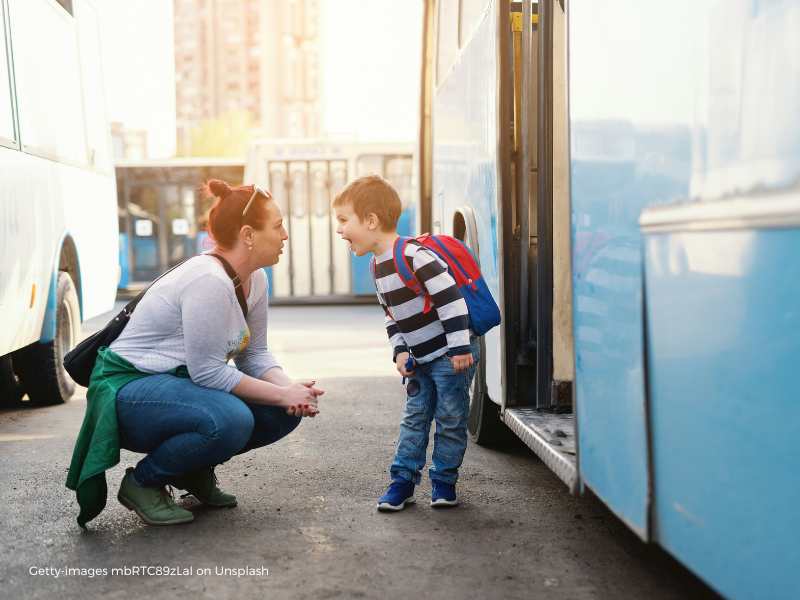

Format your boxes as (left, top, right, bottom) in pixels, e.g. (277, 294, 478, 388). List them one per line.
(332, 175, 401, 232)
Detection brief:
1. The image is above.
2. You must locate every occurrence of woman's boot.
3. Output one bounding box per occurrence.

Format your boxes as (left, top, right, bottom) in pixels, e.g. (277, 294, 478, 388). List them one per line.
(171, 467, 237, 508)
(117, 468, 194, 525)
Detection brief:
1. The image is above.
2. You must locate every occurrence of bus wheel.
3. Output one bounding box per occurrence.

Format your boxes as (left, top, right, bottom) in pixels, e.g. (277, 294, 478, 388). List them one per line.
(13, 271, 81, 406)
(0, 356, 24, 407)
(468, 337, 505, 446)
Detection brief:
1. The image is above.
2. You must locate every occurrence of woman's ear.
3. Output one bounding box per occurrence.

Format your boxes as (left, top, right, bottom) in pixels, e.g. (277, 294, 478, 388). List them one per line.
(240, 224, 256, 245)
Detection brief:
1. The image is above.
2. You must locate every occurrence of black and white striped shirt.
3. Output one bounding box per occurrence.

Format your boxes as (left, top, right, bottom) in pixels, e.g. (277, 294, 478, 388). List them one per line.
(374, 241, 471, 364)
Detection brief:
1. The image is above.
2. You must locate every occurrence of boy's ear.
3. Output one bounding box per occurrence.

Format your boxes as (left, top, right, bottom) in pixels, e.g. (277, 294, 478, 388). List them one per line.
(365, 212, 381, 231)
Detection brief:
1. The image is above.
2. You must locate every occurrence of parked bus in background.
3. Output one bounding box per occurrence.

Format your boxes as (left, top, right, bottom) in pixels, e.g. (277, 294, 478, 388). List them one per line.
(0, 0, 118, 406)
(245, 139, 417, 302)
(421, 1, 799, 597)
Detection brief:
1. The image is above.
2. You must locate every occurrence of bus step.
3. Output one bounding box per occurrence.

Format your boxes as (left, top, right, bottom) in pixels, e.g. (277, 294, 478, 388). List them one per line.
(501, 407, 577, 492)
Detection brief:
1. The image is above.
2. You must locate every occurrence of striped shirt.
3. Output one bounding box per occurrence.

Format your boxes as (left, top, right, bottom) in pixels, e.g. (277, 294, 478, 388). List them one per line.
(374, 241, 471, 364)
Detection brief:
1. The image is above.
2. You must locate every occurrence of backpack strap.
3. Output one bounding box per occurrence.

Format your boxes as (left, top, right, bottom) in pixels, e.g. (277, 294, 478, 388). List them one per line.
(393, 236, 433, 314)
(209, 253, 249, 319)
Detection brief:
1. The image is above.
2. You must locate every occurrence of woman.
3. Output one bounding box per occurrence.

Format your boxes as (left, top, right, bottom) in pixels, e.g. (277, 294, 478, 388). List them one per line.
(67, 179, 323, 528)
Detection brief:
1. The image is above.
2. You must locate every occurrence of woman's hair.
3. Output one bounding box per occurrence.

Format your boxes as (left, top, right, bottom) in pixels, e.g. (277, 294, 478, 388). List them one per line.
(202, 179, 271, 249)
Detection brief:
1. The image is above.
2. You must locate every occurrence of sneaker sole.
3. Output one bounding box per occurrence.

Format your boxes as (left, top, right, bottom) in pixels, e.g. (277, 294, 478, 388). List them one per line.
(118, 493, 195, 526)
(376, 497, 416, 512)
(430, 498, 459, 508)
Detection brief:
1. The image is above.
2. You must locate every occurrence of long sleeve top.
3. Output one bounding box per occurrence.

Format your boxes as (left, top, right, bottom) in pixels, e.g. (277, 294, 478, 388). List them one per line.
(109, 254, 280, 391)
(373, 241, 471, 364)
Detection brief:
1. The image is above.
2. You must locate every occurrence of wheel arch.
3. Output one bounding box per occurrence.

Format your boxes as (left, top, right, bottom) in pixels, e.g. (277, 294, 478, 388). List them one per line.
(39, 232, 83, 344)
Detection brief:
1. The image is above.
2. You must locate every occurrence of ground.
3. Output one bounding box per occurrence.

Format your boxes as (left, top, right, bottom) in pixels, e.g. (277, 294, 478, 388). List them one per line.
(0, 304, 717, 599)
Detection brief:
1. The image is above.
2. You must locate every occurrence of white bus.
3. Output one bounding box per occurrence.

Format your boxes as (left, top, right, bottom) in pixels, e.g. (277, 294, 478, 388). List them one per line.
(0, 0, 118, 406)
(245, 139, 417, 301)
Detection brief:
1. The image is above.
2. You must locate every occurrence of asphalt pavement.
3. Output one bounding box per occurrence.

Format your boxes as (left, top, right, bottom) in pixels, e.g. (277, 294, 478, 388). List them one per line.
(0, 303, 717, 599)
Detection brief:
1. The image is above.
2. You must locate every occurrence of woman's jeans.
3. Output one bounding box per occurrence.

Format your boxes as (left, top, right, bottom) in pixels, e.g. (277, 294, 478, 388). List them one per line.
(116, 374, 301, 488)
(389, 337, 480, 486)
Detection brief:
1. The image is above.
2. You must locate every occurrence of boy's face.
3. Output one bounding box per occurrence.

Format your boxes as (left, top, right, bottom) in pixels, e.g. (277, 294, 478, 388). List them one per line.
(334, 203, 378, 256)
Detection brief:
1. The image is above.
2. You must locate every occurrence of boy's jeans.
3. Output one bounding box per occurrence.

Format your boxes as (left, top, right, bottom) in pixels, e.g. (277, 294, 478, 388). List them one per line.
(390, 337, 480, 486)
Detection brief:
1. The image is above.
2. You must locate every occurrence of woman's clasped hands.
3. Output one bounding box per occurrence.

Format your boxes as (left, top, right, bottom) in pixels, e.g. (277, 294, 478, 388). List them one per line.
(282, 380, 324, 417)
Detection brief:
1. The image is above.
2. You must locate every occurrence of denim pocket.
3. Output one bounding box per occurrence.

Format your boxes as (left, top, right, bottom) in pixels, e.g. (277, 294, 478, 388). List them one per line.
(406, 378, 421, 397)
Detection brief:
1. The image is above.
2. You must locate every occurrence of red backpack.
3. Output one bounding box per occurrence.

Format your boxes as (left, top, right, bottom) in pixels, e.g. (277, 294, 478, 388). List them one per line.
(373, 234, 501, 336)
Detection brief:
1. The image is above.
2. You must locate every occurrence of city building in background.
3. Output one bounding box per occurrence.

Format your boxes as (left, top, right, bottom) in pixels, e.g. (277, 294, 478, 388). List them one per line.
(110, 122, 148, 160)
(173, 0, 321, 156)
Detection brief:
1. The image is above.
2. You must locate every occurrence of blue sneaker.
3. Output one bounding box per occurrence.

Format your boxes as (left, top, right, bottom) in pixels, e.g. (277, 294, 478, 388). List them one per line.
(377, 480, 416, 512)
(430, 481, 458, 507)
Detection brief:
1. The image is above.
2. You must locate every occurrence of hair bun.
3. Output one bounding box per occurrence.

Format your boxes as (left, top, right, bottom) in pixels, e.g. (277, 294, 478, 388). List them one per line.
(207, 179, 232, 199)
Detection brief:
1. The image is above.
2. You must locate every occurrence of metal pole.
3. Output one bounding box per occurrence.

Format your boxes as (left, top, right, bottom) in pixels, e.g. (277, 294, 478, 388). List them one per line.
(518, 0, 533, 358)
(306, 161, 315, 296)
(536, 0, 554, 409)
(326, 160, 334, 294)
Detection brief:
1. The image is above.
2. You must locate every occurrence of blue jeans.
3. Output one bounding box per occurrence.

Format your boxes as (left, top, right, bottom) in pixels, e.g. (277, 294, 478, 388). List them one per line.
(390, 338, 480, 486)
(116, 374, 301, 487)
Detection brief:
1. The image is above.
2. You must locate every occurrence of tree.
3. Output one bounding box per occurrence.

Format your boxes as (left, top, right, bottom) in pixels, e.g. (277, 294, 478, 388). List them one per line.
(179, 110, 255, 157)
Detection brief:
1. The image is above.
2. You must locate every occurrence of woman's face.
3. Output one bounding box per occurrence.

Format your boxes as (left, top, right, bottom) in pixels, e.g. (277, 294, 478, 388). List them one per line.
(252, 199, 288, 267)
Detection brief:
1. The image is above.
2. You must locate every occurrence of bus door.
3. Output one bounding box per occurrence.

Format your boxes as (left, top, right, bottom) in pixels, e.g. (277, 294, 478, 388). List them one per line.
(567, 2, 652, 537)
(498, 0, 583, 493)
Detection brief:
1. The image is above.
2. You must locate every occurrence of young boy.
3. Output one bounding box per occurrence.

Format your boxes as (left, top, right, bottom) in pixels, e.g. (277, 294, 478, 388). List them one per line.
(332, 175, 480, 511)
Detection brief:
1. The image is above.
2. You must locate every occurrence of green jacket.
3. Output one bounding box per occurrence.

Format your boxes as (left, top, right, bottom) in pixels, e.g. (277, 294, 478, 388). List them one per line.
(65, 346, 188, 528)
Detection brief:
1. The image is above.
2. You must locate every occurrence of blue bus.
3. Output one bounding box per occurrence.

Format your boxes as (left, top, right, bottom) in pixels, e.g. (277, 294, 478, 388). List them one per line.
(421, 1, 799, 598)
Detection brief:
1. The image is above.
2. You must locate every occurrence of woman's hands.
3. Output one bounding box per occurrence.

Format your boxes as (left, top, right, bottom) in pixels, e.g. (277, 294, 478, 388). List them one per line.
(282, 380, 324, 417)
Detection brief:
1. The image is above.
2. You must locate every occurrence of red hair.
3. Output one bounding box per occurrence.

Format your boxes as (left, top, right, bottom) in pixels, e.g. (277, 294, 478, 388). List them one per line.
(203, 179, 271, 249)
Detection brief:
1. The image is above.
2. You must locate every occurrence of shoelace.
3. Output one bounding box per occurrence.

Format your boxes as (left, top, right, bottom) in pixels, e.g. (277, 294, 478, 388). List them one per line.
(159, 485, 178, 507)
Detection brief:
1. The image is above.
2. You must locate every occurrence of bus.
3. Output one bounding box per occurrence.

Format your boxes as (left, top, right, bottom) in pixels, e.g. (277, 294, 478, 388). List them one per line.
(245, 139, 417, 301)
(422, 1, 798, 598)
(0, 0, 118, 406)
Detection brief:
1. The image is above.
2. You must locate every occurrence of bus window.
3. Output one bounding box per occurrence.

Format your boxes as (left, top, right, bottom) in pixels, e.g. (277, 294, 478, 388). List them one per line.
(436, 0, 459, 85)
(459, 0, 489, 48)
(0, 2, 15, 145)
(8, 0, 87, 164)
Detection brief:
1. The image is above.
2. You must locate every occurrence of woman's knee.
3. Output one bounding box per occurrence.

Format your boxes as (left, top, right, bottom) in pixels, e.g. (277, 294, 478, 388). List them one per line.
(205, 394, 255, 455)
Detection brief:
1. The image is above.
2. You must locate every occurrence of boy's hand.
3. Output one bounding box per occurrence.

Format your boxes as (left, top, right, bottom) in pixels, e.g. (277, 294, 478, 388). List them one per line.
(396, 352, 415, 377)
(450, 353, 474, 373)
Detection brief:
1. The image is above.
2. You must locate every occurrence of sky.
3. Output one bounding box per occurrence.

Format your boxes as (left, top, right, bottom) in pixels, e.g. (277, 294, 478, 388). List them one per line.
(94, 0, 423, 159)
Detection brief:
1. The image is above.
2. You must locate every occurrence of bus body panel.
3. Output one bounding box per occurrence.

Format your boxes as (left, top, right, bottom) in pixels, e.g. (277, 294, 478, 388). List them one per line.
(0, 149, 118, 354)
(432, 2, 504, 405)
(644, 226, 800, 600)
(639, 1, 800, 597)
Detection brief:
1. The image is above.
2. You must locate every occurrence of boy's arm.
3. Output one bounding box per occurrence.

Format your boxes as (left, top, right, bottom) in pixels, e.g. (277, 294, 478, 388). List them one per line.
(411, 248, 471, 357)
(382, 303, 410, 362)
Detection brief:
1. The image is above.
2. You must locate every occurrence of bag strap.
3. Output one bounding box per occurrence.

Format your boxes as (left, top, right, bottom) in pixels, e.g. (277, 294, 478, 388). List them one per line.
(209, 253, 249, 319)
(393, 236, 433, 314)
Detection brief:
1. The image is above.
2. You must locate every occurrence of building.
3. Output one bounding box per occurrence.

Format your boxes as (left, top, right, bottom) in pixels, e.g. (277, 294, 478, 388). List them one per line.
(173, 0, 321, 154)
(110, 122, 148, 161)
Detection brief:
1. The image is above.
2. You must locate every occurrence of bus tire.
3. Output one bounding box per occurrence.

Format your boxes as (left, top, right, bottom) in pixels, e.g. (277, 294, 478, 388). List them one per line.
(0, 356, 24, 407)
(468, 337, 506, 446)
(13, 271, 81, 406)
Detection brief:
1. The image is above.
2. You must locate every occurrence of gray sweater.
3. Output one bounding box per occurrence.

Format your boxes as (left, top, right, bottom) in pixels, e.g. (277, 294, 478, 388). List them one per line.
(109, 254, 280, 392)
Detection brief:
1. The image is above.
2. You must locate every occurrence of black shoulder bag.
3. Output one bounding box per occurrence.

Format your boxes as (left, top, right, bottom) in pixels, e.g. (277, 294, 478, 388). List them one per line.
(63, 253, 248, 387)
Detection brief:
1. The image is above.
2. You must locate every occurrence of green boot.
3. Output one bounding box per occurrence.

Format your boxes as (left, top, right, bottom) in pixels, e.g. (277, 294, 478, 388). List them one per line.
(171, 467, 237, 508)
(117, 468, 194, 526)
